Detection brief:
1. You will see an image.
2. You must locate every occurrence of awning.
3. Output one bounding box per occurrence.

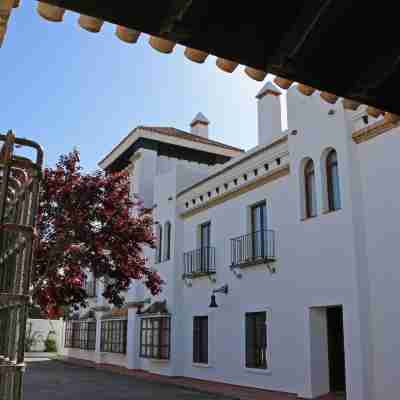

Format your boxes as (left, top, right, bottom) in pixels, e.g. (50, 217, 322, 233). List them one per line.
(2, 1, 399, 123)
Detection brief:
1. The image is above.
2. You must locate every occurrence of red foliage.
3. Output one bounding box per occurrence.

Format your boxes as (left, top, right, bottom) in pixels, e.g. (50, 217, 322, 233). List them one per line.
(33, 150, 162, 317)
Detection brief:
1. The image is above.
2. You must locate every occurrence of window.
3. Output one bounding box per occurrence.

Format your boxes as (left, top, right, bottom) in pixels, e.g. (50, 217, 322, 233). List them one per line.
(163, 222, 172, 261)
(251, 202, 267, 258)
(156, 224, 163, 263)
(79, 321, 97, 350)
(193, 316, 208, 364)
(84, 278, 96, 298)
(200, 222, 211, 272)
(100, 319, 127, 354)
(65, 321, 96, 351)
(65, 321, 79, 348)
(245, 312, 267, 369)
(140, 317, 171, 360)
(304, 159, 317, 218)
(326, 150, 341, 211)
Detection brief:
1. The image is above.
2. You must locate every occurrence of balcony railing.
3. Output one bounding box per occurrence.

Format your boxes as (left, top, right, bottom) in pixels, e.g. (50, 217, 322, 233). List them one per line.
(230, 230, 276, 267)
(183, 247, 216, 277)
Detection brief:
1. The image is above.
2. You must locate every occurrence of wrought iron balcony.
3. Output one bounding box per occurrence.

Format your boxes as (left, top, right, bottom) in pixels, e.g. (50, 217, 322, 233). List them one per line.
(183, 247, 216, 278)
(230, 230, 276, 268)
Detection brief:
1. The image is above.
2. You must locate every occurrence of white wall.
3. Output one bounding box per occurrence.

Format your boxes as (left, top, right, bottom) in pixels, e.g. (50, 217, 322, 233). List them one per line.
(356, 125, 400, 400)
(70, 86, 400, 400)
(27, 319, 64, 353)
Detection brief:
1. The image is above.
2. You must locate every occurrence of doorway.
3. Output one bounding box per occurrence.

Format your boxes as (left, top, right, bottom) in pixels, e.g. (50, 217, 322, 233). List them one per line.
(327, 306, 346, 394)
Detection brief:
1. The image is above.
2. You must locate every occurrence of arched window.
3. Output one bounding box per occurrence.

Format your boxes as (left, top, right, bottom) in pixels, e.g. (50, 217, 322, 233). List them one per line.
(163, 222, 172, 261)
(304, 159, 317, 218)
(156, 224, 163, 263)
(326, 150, 341, 211)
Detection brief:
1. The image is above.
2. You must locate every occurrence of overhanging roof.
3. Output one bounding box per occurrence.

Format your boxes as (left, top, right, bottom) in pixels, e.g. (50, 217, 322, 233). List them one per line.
(2, 1, 400, 121)
(99, 126, 243, 172)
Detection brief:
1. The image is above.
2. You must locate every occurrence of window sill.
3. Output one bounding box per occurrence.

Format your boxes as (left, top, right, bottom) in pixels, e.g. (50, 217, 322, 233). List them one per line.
(300, 215, 317, 222)
(245, 367, 272, 376)
(192, 363, 212, 369)
(150, 358, 169, 363)
(231, 257, 276, 270)
(322, 208, 342, 215)
(140, 357, 170, 363)
(182, 271, 216, 279)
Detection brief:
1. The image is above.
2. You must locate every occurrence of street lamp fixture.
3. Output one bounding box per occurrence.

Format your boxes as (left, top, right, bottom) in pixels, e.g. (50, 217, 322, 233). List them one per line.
(209, 284, 229, 308)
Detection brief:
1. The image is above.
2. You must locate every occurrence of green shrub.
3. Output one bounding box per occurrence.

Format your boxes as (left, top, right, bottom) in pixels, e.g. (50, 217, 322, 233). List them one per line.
(44, 338, 57, 353)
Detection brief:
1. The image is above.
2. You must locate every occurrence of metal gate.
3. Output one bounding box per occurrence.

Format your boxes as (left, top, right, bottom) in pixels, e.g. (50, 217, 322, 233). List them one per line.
(0, 132, 43, 400)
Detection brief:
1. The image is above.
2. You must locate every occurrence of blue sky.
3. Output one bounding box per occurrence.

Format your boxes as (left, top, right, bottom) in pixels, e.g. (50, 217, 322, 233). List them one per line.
(1, 5, 285, 171)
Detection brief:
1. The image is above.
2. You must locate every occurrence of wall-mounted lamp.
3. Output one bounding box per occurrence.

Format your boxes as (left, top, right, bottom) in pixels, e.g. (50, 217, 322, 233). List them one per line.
(230, 264, 243, 278)
(209, 284, 229, 308)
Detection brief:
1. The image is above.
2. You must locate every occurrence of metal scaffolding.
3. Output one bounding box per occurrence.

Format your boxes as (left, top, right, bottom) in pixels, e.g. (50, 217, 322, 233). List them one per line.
(0, 132, 43, 400)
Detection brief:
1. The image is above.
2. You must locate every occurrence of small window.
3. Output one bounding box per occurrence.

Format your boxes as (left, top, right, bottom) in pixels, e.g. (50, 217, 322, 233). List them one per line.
(234, 179, 238, 186)
(216, 187, 220, 194)
(156, 225, 163, 263)
(326, 150, 341, 211)
(140, 317, 171, 360)
(224, 183, 228, 190)
(163, 222, 172, 261)
(245, 312, 267, 369)
(304, 159, 317, 218)
(254, 169, 258, 176)
(250, 202, 268, 259)
(208, 191, 211, 198)
(276, 157, 281, 166)
(264, 163, 269, 171)
(243, 174, 248, 181)
(193, 316, 208, 364)
(185, 202, 189, 208)
(200, 195, 204, 202)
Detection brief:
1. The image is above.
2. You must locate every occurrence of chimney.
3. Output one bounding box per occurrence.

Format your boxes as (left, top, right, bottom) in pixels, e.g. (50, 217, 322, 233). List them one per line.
(190, 112, 210, 138)
(256, 82, 282, 145)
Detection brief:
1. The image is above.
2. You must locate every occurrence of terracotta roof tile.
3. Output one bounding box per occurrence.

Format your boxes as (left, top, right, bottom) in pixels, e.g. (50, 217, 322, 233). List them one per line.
(139, 126, 244, 152)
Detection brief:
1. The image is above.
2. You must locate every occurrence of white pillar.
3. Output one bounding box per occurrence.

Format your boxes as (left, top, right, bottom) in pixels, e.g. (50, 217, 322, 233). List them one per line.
(127, 308, 140, 370)
(94, 312, 103, 364)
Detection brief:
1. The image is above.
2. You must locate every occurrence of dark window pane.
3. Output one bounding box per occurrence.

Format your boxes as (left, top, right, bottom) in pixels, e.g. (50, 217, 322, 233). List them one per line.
(305, 160, 317, 217)
(327, 150, 341, 211)
(193, 316, 208, 364)
(245, 312, 267, 369)
(140, 317, 171, 360)
(100, 319, 127, 354)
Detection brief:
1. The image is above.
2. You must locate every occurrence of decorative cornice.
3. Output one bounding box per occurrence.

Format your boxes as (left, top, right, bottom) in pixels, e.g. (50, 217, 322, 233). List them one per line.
(178, 135, 288, 197)
(352, 119, 399, 144)
(180, 165, 290, 219)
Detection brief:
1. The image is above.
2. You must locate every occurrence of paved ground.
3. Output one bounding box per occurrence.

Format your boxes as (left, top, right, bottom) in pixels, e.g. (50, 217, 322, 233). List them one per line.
(23, 360, 229, 400)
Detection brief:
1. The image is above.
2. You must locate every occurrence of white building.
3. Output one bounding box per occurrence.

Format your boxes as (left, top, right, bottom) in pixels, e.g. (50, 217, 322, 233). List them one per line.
(63, 82, 400, 400)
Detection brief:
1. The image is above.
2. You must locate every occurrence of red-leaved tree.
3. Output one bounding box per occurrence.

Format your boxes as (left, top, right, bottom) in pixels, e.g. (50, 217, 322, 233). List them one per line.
(33, 150, 162, 317)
